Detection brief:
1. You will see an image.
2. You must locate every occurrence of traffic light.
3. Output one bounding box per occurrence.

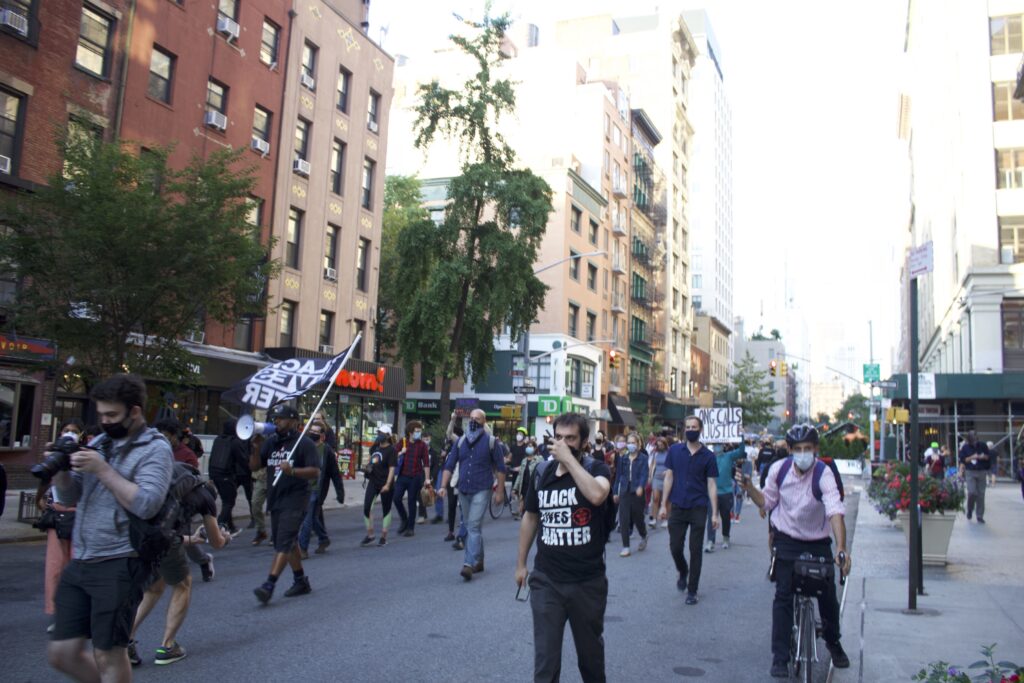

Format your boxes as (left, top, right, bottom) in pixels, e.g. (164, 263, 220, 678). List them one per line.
(609, 349, 618, 369)
(780, 361, 788, 377)
(769, 360, 777, 376)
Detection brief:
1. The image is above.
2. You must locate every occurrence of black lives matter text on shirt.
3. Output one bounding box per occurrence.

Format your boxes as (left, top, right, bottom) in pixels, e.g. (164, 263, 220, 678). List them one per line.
(261, 433, 318, 511)
(526, 460, 611, 583)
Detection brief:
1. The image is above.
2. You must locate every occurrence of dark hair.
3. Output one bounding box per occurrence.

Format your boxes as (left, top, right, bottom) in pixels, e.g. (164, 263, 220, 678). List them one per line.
(222, 419, 237, 436)
(154, 417, 182, 439)
(685, 415, 703, 431)
(452, 422, 464, 438)
(90, 373, 147, 411)
(406, 420, 423, 435)
(60, 417, 85, 432)
(552, 412, 590, 444)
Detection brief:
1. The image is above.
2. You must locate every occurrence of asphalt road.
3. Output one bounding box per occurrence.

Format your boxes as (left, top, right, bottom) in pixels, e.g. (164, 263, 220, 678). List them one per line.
(0, 491, 858, 683)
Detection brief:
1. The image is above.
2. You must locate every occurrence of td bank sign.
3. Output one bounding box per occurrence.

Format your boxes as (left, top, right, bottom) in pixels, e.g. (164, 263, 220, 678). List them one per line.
(537, 395, 580, 416)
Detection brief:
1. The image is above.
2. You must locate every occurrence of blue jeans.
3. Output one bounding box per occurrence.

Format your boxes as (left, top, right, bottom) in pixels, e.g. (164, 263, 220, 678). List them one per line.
(393, 473, 425, 529)
(458, 488, 490, 567)
(298, 490, 328, 550)
(434, 471, 445, 518)
(733, 483, 744, 517)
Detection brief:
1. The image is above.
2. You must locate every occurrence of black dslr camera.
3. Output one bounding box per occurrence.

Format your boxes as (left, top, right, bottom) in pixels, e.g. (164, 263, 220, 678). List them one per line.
(30, 435, 81, 480)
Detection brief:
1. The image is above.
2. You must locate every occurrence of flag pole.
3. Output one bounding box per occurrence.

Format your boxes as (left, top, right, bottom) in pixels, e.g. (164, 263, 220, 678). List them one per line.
(272, 333, 362, 486)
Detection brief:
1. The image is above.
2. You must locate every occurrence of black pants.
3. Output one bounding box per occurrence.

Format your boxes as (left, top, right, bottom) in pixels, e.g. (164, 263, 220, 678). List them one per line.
(363, 481, 394, 520)
(618, 490, 647, 548)
(668, 504, 707, 594)
(237, 473, 254, 510)
(447, 486, 459, 533)
(529, 569, 607, 683)
(211, 475, 237, 529)
(771, 543, 841, 664)
(707, 492, 733, 543)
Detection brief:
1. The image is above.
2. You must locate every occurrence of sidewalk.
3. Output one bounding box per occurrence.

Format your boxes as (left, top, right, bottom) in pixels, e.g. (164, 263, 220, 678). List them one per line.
(833, 481, 1024, 682)
(1, 477, 371, 544)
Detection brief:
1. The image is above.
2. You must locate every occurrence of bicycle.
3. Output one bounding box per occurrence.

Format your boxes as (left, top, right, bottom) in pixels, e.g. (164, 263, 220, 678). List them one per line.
(788, 551, 846, 682)
(488, 479, 517, 519)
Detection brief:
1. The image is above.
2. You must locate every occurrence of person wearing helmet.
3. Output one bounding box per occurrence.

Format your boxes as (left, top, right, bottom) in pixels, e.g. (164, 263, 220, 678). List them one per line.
(736, 423, 852, 678)
(251, 403, 321, 604)
(507, 427, 529, 519)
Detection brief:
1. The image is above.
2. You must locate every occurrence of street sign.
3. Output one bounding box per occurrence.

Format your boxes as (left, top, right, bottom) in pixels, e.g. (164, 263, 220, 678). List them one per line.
(909, 241, 934, 279)
(918, 372, 936, 400)
(514, 393, 527, 405)
(863, 363, 881, 383)
(872, 380, 897, 390)
(513, 384, 538, 394)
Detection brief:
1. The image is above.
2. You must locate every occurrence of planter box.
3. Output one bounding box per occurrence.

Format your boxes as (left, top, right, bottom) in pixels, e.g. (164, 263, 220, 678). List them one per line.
(897, 511, 956, 566)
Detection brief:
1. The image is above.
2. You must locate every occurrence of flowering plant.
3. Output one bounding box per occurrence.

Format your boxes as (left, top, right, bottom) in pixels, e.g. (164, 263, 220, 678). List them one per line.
(913, 643, 1023, 682)
(867, 462, 964, 521)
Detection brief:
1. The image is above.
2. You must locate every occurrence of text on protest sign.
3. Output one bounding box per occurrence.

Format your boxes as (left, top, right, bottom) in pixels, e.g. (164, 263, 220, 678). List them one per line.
(223, 346, 352, 410)
(693, 407, 743, 443)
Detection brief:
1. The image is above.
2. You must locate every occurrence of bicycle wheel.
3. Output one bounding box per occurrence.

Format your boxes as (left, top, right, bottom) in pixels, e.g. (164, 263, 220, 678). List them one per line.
(489, 490, 506, 519)
(800, 600, 815, 683)
(789, 598, 802, 679)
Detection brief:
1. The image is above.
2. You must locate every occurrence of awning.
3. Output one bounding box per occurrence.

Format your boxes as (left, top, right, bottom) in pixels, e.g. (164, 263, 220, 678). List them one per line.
(608, 394, 638, 427)
(659, 396, 687, 421)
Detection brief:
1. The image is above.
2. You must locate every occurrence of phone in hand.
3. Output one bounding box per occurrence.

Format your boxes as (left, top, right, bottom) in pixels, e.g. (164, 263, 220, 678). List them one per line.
(516, 574, 531, 602)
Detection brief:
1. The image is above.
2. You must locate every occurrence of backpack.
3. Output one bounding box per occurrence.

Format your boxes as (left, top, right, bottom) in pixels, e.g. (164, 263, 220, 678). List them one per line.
(774, 457, 837, 503)
(534, 456, 615, 544)
(208, 435, 233, 476)
(126, 462, 209, 569)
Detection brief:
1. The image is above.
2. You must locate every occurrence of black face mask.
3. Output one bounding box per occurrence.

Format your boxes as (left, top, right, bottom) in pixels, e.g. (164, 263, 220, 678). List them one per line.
(685, 430, 701, 443)
(101, 412, 134, 439)
(569, 446, 582, 460)
(276, 425, 296, 439)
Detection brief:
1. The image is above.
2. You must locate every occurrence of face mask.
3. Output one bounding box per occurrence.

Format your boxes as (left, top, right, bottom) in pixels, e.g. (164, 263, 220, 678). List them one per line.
(516, 433, 524, 442)
(595, 438, 603, 444)
(569, 446, 582, 460)
(413, 431, 422, 441)
(626, 443, 637, 453)
(793, 452, 815, 471)
(101, 412, 134, 439)
(467, 420, 481, 434)
(685, 430, 701, 443)
(276, 423, 295, 438)
(310, 433, 322, 442)
(615, 442, 626, 450)
(525, 446, 535, 455)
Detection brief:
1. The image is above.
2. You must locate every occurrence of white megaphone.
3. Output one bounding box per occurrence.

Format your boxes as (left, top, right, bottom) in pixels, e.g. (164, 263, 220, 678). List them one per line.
(236, 414, 276, 440)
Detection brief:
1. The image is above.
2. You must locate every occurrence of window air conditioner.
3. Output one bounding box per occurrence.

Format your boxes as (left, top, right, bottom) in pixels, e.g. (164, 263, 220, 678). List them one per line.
(323, 266, 338, 281)
(368, 120, 379, 134)
(1, 9, 29, 36)
(293, 158, 311, 176)
(187, 330, 206, 344)
(300, 72, 316, 90)
(204, 110, 228, 131)
(0, 155, 10, 175)
(251, 137, 270, 156)
(319, 344, 334, 354)
(216, 15, 240, 41)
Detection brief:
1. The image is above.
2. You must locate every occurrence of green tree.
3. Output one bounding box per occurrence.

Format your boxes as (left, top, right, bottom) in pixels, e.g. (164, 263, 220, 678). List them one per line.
(814, 412, 832, 426)
(729, 351, 779, 427)
(398, 13, 553, 423)
(0, 132, 277, 384)
(833, 393, 869, 428)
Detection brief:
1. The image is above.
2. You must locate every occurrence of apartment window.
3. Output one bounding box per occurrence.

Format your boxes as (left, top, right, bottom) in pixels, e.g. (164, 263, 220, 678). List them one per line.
(260, 19, 280, 65)
(693, 295, 702, 310)
(337, 67, 351, 113)
(568, 303, 579, 338)
(356, 237, 369, 291)
(631, 315, 646, 343)
(330, 139, 345, 194)
(0, 380, 35, 448)
(586, 312, 596, 342)
(692, 274, 702, 289)
(0, 88, 25, 173)
(246, 197, 263, 228)
(670, 367, 677, 394)
(361, 157, 375, 209)
(1000, 217, 1024, 263)
(252, 106, 271, 142)
(147, 46, 175, 103)
(319, 311, 334, 348)
(997, 149, 1024, 189)
(206, 79, 227, 115)
(351, 319, 366, 359)
(570, 206, 581, 233)
(294, 118, 310, 160)
(76, 6, 113, 77)
(218, 0, 237, 20)
(568, 358, 595, 398)
(632, 273, 646, 299)
(301, 41, 318, 83)
(1003, 301, 1024, 370)
(587, 263, 597, 291)
(279, 300, 295, 347)
(286, 208, 302, 269)
(993, 82, 1024, 121)
(991, 15, 1023, 55)
(589, 219, 599, 245)
(368, 90, 380, 130)
(325, 224, 339, 270)
(233, 317, 252, 351)
(569, 250, 580, 280)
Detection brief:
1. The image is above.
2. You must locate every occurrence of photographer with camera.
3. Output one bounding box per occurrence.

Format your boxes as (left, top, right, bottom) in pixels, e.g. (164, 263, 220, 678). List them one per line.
(46, 374, 175, 683)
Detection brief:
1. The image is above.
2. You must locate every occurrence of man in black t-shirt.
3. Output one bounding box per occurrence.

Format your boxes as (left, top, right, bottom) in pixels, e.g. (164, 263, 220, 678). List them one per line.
(517, 413, 612, 683)
(251, 404, 320, 604)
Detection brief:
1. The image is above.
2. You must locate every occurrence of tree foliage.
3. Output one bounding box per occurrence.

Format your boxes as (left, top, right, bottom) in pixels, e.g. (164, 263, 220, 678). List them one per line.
(0, 131, 278, 384)
(398, 12, 553, 422)
(730, 351, 779, 427)
(834, 393, 870, 428)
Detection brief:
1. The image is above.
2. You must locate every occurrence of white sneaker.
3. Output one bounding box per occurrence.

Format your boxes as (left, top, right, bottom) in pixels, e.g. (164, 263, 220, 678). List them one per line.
(703, 541, 714, 553)
(660, 520, 668, 529)
(722, 539, 730, 549)
(619, 548, 631, 557)
(638, 537, 648, 552)
(647, 516, 656, 528)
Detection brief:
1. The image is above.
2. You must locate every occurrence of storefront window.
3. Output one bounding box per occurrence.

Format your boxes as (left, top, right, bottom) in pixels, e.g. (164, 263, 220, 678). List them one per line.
(0, 381, 36, 448)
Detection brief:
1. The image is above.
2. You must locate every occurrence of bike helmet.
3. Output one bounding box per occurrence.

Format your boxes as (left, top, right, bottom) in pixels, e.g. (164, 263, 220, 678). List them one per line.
(267, 403, 299, 420)
(785, 423, 819, 448)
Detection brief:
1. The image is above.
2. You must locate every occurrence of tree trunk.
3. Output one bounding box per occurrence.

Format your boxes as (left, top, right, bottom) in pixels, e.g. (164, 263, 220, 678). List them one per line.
(439, 273, 473, 426)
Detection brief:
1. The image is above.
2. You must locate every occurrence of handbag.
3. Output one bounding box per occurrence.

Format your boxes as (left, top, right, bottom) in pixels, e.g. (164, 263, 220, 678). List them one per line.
(33, 508, 75, 540)
(420, 485, 436, 509)
(793, 552, 834, 596)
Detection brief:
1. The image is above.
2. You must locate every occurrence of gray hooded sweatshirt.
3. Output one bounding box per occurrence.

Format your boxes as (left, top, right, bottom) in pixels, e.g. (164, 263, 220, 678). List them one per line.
(56, 426, 174, 561)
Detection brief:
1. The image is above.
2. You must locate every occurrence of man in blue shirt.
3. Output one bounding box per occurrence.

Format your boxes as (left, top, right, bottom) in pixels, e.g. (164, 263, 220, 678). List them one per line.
(958, 430, 991, 523)
(660, 415, 719, 605)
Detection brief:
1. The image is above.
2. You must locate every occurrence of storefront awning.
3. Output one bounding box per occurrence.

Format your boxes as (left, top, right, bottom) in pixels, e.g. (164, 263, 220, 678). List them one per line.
(608, 394, 638, 427)
(659, 396, 688, 421)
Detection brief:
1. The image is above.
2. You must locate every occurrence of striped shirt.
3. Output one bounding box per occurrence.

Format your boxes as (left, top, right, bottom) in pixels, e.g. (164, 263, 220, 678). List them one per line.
(762, 457, 844, 541)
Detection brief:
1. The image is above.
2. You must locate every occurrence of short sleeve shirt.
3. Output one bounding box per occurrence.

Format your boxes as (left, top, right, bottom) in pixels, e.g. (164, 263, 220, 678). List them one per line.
(526, 460, 611, 583)
(261, 432, 318, 511)
(665, 443, 718, 509)
(367, 445, 396, 489)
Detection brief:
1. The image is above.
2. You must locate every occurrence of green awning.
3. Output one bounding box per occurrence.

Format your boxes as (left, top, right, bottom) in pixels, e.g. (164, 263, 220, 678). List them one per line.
(889, 373, 1024, 400)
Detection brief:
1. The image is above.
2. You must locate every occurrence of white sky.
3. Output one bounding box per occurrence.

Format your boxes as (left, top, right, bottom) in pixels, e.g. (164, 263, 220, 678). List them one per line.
(370, 0, 909, 384)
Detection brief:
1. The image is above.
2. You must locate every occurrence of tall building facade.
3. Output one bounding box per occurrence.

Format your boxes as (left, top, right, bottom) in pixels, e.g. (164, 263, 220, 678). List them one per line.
(682, 10, 734, 367)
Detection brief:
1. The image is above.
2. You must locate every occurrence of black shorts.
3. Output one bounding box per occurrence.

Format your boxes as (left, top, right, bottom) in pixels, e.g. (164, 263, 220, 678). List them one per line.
(53, 557, 147, 650)
(151, 539, 190, 587)
(270, 506, 305, 553)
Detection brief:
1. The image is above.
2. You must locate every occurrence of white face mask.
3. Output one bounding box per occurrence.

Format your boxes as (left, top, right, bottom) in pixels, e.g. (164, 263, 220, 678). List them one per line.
(615, 442, 626, 450)
(793, 451, 815, 471)
(626, 443, 637, 453)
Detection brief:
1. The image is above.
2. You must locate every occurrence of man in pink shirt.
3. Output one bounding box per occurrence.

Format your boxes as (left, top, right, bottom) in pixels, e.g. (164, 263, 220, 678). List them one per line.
(737, 424, 852, 679)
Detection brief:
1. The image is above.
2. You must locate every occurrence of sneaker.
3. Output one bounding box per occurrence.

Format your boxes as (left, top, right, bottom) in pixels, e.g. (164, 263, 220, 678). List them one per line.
(676, 575, 688, 592)
(685, 593, 698, 605)
(418, 516, 428, 525)
(967, 510, 973, 520)
(978, 517, 986, 524)
(647, 516, 656, 528)
(770, 661, 789, 678)
(704, 541, 714, 553)
(402, 529, 415, 537)
(377, 536, 388, 546)
(200, 555, 215, 582)
(431, 516, 444, 524)
(299, 548, 309, 560)
(128, 639, 141, 666)
(826, 642, 850, 668)
(619, 547, 631, 557)
(359, 535, 375, 547)
(315, 540, 331, 554)
(660, 520, 668, 529)
(733, 516, 741, 524)
(283, 576, 312, 597)
(722, 539, 730, 550)
(453, 539, 465, 551)
(460, 565, 474, 582)
(154, 641, 186, 665)
(444, 532, 455, 542)
(251, 530, 268, 546)
(638, 536, 648, 552)
(472, 561, 485, 573)
(254, 581, 275, 604)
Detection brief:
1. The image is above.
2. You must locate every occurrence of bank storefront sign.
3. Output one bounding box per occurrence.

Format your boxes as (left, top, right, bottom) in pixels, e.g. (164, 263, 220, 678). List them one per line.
(537, 395, 585, 416)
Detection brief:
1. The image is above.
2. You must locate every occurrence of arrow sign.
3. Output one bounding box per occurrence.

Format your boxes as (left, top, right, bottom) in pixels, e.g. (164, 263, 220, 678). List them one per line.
(513, 385, 537, 394)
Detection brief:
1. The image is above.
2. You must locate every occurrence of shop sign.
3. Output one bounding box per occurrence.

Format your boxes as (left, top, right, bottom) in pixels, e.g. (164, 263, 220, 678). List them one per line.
(537, 395, 578, 416)
(404, 399, 440, 413)
(0, 334, 57, 362)
(335, 367, 386, 392)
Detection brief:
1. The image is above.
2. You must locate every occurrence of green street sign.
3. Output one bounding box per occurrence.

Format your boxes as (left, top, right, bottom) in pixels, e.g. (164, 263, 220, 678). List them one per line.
(863, 364, 880, 383)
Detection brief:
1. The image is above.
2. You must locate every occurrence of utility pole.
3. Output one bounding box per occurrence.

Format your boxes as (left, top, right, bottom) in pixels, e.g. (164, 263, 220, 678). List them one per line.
(907, 241, 932, 611)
